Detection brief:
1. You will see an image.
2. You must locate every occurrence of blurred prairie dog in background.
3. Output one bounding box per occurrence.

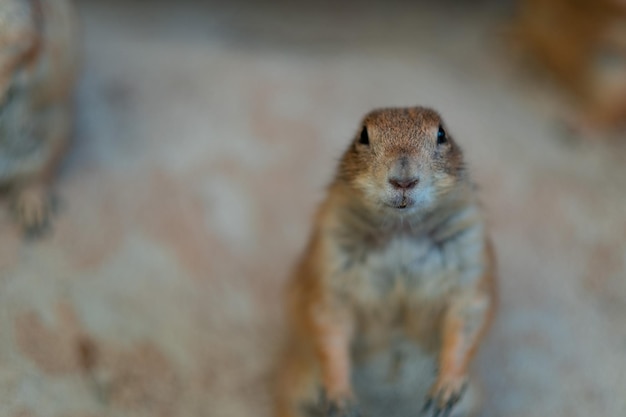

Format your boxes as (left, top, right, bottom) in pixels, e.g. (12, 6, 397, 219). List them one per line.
(508, 0, 626, 138)
(275, 108, 496, 417)
(0, 0, 79, 234)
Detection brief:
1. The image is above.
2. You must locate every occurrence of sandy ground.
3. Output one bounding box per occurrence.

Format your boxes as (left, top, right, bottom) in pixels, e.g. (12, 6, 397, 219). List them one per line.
(0, 1, 625, 416)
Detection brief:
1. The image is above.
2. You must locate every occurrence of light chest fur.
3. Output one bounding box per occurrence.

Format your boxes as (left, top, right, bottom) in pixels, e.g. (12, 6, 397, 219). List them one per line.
(326, 204, 487, 351)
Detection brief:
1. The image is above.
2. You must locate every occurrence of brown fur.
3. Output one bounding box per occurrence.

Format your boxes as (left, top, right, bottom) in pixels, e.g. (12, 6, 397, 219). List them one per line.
(275, 108, 497, 417)
(0, 0, 79, 234)
(508, 0, 626, 137)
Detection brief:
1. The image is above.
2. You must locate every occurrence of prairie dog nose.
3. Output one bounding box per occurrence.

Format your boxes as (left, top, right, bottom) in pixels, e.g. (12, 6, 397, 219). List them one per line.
(388, 156, 418, 190)
(388, 177, 419, 190)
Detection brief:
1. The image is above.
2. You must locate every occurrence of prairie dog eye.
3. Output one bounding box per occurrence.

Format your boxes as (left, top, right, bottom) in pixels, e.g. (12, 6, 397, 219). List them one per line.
(359, 126, 369, 145)
(437, 126, 447, 145)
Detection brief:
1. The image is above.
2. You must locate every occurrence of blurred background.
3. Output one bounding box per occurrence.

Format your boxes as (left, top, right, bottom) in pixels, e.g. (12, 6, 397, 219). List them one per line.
(0, 0, 625, 416)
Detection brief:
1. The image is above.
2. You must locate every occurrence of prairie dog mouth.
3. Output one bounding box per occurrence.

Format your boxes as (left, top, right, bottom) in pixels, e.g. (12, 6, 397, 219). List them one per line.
(387, 195, 413, 209)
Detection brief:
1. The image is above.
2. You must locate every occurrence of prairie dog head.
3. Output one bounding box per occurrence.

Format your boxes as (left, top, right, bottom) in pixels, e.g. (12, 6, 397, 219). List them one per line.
(338, 107, 466, 214)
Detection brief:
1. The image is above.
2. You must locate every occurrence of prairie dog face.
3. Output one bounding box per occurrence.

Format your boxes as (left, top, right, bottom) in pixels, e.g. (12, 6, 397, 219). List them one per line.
(339, 107, 465, 214)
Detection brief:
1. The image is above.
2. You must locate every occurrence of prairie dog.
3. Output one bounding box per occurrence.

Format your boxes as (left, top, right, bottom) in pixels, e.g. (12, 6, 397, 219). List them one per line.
(0, 0, 79, 234)
(508, 0, 626, 137)
(275, 107, 496, 417)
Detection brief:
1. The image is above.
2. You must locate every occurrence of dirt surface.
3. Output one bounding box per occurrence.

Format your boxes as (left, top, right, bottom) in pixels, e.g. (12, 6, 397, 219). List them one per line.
(0, 1, 625, 416)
